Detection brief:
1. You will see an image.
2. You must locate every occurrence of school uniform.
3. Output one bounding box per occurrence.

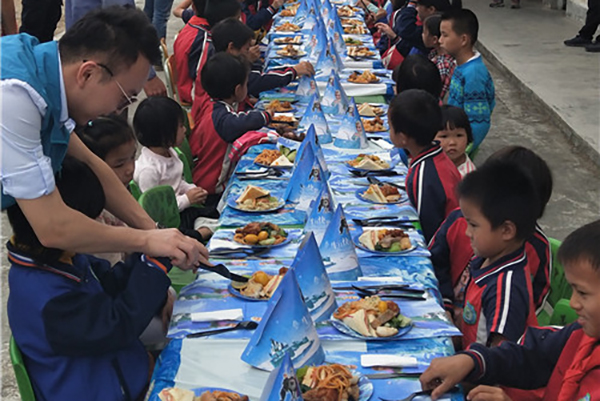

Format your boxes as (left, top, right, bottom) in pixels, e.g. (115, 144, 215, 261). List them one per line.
(461, 246, 538, 348)
(405, 143, 461, 243)
(462, 323, 600, 401)
(248, 67, 297, 98)
(190, 100, 270, 194)
(526, 224, 552, 311)
(173, 16, 214, 106)
(243, 0, 277, 30)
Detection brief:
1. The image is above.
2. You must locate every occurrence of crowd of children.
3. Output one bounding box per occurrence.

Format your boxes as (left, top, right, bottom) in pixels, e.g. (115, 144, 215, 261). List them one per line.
(3, 0, 599, 400)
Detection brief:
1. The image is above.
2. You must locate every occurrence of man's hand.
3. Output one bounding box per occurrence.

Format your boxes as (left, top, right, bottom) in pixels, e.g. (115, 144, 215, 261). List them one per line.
(293, 61, 315, 77)
(272, 0, 284, 10)
(248, 44, 261, 63)
(467, 386, 512, 401)
(375, 22, 396, 39)
(142, 228, 204, 269)
(420, 354, 475, 400)
(143, 76, 167, 97)
(186, 187, 208, 205)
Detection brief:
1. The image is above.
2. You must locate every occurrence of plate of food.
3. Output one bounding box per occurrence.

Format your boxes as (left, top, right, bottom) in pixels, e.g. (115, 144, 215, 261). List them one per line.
(347, 46, 376, 59)
(228, 185, 284, 212)
(357, 103, 386, 117)
(275, 44, 306, 58)
(361, 116, 387, 133)
(275, 22, 301, 32)
(228, 267, 288, 301)
(346, 154, 392, 171)
(297, 364, 373, 401)
(341, 18, 363, 26)
(344, 25, 368, 35)
(269, 113, 299, 128)
(254, 148, 295, 168)
(279, 4, 299, 16)
(266, 99, 295, 112)
(344, 36, 363, 46)
(353, 228, 416, 254)
(348, 70, 380, 84)
(273, 35, 302, 45)
(158, 387, 249, 401)
(356, 184, 405, 204)
(331, 296, 413, 340)
(337, 5, 360, 17)
(233, 222, 289, 248)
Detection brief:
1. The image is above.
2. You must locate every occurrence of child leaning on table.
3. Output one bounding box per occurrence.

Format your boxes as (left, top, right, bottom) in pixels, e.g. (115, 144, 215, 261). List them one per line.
(454, 160, 539, 349)
(434, 105, 475, 177)
(420, 220, 600, 401)
(388, 89, 461, 243)
(133, 96, 217, 242)
(6, 157, 173, 401)
(440, 9, 495, 150)
(191, 53, 273, 196)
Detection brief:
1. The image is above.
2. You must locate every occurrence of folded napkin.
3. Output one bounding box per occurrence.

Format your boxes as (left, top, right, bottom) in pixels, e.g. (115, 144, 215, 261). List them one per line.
(209, 238, 249, 252)
(369, 139, 394, 150)
(191, 309, 244, 322)
(361, 354, 418, 368)
(357, 276, 404, 283)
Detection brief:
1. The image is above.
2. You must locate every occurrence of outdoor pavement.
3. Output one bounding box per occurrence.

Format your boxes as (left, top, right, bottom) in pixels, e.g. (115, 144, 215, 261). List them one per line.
(2, 1, 600, 399)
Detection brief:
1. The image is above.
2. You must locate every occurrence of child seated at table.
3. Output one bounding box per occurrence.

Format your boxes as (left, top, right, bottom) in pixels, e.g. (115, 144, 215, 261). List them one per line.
(388, 89, 461, 243)
(393, 54, 443, 100)
(6, 157, 173, 401)
(422, 13, 456, 100)
(210, 18, 314, 99)
(429, 146, 553, 317)
(191, 53, 272, 196)
(434, 105, 474, 177)
(133, 96, 217, 242)
(455, 160, 539, 349)
(441, 8, 495, 150)
(420, 220, 600, 401)
(242, 0, 283, 31)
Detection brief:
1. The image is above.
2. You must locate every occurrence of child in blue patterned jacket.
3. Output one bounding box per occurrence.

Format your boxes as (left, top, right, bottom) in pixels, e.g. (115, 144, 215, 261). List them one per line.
(440, 9, 495, 150)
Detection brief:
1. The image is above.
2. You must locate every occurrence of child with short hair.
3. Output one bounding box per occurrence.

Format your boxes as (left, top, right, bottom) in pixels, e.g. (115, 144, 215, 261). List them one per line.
(133, 96, 216, 242)
(191, 53, 272, 195)
(440, 9, 495, 150)
(435, 105, 475, 177)
(211, 18, 314, 98)
(421, 220, 600, 401)
(6, 157, 173, 401)
(422, 13, 456, 100)
(388, 89, 461, 242)
(455, 160, 539, 348)
(393, 54, 443, 99)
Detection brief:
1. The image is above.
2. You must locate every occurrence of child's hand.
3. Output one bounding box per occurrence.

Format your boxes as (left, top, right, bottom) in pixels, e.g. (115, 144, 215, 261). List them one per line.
(248, 44, 261, 63)
(293, 61, 315, 77)
(186, 187, 208, 205)
(272, 0, 284, 9)
(467, 386, 513, 401)
(375, 22, 395, 39)
(420, 354, 475, 400)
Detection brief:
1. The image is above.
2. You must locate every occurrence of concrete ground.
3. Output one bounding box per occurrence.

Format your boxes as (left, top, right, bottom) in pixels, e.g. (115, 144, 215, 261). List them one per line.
(1, 1, 600, 399)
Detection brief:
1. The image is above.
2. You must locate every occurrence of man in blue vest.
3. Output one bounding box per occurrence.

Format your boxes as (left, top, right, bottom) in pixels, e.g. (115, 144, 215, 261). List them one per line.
(1, 5, 207, 269)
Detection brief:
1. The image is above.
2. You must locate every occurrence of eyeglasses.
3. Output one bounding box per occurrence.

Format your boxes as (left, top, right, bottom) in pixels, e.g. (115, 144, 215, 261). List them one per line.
(87, 60, 138, 111)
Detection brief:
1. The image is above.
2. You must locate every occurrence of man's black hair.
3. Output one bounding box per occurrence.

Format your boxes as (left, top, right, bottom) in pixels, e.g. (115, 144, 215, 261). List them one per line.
(77, 115, 135, 160)
(7, 157, 106, 265)
(211, 18, 254, 53)
(559, 220, 600, 272)
(393, 54, 442, 99)
(205, 0, 242, 27)
(133, 96, 184, 148)
(388, 89, 442, 147)
(201, 53, 250, 100)
(441, 8, 478, 45)
(59, 5, 161, 73)
(458, 160, 540, 241)
(440, 105, 473, 143)
(423, 13, 442, 38)
(192, 0, 207, 17)
(487, 146, 553, 219)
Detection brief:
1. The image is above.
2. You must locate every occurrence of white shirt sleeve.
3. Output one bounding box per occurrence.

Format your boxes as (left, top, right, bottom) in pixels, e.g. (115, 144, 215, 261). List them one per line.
(1, 81, 57, 200)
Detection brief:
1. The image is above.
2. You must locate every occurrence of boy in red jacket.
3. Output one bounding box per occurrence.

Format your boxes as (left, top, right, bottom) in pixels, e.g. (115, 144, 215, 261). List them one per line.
(421, 219, 600, 401)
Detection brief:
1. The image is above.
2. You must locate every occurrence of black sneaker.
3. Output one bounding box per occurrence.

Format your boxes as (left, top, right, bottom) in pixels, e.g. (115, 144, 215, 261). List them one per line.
(585, 41, 600, 52)
(564, 36, 592, 47)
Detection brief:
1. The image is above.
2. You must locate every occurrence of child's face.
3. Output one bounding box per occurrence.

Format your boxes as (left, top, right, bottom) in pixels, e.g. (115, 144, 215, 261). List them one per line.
(104, 140, 137, 186)
(422, 25, 438, 49)
(435, 125, 468, 165)
(175, 122, 186, 148)
(460, 198, 514, 260)
(565, 260, 600, 338)
(439, 20, 463, 58)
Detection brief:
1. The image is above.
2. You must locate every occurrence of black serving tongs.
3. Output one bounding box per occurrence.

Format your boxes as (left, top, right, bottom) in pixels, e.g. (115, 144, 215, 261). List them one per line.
(197, 261, 248, 283)
(367, 176, 405, 190)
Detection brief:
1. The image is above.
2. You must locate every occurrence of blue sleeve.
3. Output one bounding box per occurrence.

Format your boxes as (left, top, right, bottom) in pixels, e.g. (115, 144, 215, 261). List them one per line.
(458, 66, 495, 149)
(182, 8, 194, 23)
(428, 217, 455, 309)
(214, 107, 270, 143)
(244, 1, 275, 30)
(461, 324, 579, 389)
(247, 67, 297, 97)
(393, 6, 426, 56)
(42, 254, 172, 357)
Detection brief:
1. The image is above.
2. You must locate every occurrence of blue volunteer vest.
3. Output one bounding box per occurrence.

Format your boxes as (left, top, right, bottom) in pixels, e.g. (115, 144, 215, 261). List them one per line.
(1, 34, 71, 209)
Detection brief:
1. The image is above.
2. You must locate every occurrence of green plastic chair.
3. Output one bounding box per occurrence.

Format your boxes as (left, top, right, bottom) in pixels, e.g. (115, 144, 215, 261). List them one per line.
(10, 336, 36, 401)
(465, 143, 480, 161)
(129, 180, 142, 201)
(537, 238, 575, 326)
(176, 136, 194, 173)
(549, 298, 578, 326)
(174, 148, 193, 184)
